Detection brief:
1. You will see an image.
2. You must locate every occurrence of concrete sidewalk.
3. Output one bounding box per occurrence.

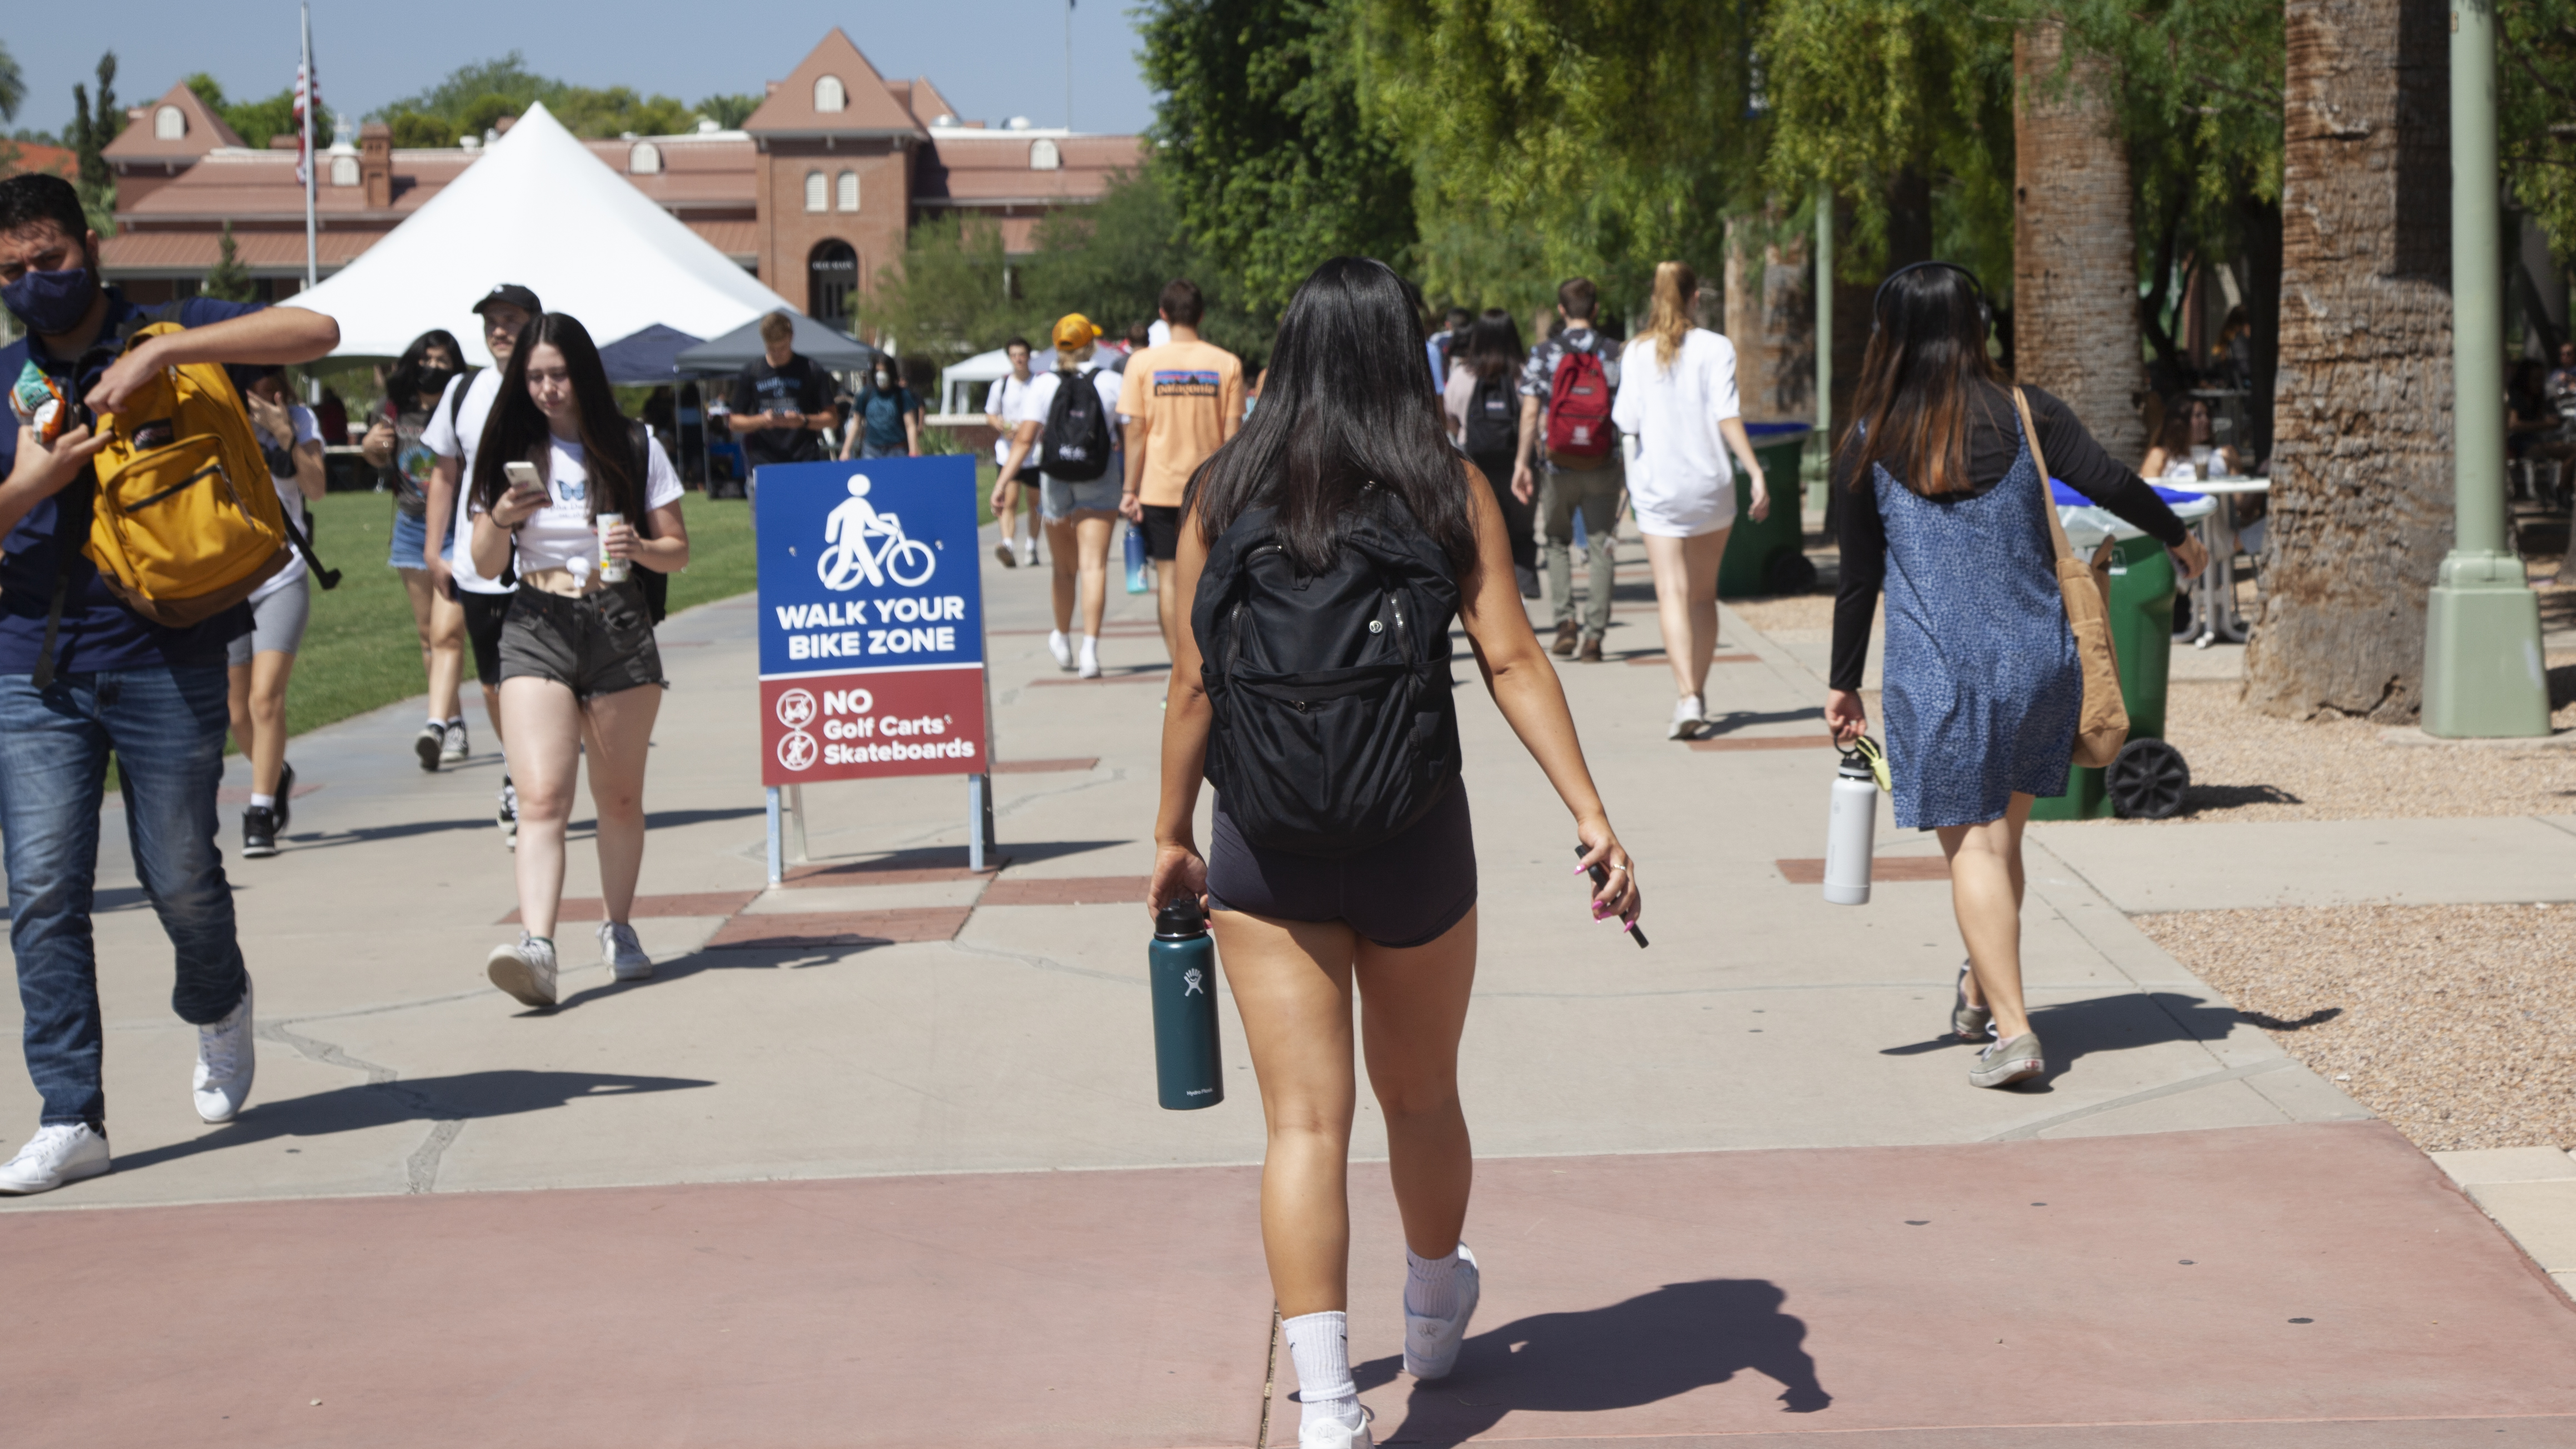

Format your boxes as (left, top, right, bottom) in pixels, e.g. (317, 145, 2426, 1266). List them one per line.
(1, 514, 2569, 1446)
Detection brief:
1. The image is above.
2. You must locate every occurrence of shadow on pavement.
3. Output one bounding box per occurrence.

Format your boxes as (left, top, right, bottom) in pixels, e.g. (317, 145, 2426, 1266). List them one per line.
(112, 1069, 714, 1172)
(1878, 990, 2249, 1088)
(550, 948, 889, 1009)
(279, 816, 498, 851)
(1700, 707, 1825, 737)
(1352, 1279, 1828, 1446)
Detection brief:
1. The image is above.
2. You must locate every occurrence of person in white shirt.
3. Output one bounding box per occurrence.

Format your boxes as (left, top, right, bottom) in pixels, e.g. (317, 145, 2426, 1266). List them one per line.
(984, 337, 1039, 568)
(465, 312, 691, 1010)
(227, 368, 326, 860)
(994, 313, 1124, 678)
(1610, 262, 1770, 740)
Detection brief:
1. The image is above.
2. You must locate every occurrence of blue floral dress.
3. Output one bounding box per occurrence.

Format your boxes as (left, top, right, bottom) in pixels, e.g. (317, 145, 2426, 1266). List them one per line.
(1872, 413, 2079, 830)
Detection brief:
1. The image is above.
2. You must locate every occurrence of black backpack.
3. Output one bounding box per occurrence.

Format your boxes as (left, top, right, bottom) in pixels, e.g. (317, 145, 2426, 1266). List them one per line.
(1038, 367, 1113, 482)
(1192, 489, 1463, 857)
(1463, 374, 1517, 459)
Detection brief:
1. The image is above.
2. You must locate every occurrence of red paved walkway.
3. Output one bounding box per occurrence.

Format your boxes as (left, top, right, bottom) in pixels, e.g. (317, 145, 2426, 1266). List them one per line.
(4, 1122, 2569, 1447)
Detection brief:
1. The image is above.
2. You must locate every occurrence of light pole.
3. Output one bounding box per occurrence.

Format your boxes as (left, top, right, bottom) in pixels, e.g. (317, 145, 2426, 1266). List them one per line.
(2423, 0, 2550, 736)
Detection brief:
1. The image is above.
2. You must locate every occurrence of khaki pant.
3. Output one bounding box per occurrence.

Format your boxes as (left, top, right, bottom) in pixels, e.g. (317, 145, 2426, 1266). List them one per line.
(1541, 459, 1624, 638)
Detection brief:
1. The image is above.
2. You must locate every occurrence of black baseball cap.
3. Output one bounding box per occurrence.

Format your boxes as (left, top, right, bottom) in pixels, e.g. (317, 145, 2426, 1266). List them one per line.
(472, 283, 542, 317)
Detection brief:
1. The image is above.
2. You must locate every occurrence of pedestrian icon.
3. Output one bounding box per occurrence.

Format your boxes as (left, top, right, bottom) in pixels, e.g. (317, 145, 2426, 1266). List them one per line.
(818, 476, 937, 591)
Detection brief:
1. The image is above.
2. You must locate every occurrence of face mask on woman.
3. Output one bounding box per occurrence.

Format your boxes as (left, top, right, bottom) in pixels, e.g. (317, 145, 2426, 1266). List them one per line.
(873, 371, 891, 390)
(1, 259, 99, 336)
(416, 366, 457, 399)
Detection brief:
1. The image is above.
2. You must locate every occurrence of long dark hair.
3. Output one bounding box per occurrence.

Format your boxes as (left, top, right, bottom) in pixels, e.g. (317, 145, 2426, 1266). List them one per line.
(1187, 257, 1479, 576)
(385, 329, 464, 413)
(469, 313, 641, 521)
(1840, 263, 2006, 498)
(1464, 308, 1524, 384)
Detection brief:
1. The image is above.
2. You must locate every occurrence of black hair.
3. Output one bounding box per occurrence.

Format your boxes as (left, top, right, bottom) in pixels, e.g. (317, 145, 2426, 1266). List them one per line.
(1159, 278, 1206, 327)
(1464, 307, 1524, 384)
(469, 313, 642, 522)
(0, 174, 89, 249)
(1003, 336, 1031, 354)
(1187, 256, 1479, 577)
(1444, 306, 1472, 328)
(1841, 262, 2005, 498)
(386, 329, 466, 411)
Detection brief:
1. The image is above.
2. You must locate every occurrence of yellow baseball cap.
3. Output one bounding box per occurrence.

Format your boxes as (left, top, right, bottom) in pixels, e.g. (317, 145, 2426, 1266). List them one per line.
(1052, 313, 1103, 351)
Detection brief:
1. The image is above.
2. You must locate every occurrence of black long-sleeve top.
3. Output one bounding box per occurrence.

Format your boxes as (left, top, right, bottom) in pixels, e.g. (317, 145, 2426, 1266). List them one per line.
(1830, 383, 2188, 691)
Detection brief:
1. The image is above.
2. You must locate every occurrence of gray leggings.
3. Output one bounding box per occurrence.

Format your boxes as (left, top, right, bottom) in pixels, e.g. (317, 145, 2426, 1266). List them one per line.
(227, 577, 312, 665)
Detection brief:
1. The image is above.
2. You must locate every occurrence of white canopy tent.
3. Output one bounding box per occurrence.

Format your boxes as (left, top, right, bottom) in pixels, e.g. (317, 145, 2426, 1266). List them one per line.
(939, 346, 1074, 417)
(291, 102, 794, 363)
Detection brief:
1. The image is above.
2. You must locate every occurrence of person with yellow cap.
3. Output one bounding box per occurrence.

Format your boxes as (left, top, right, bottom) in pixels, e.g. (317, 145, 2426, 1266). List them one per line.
(995, 314, 1125, 677)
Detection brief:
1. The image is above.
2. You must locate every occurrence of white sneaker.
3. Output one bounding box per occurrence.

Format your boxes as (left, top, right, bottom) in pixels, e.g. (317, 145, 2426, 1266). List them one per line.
(1017, 537, 1039, 568)
(1668, 694, 1707, 741)
(599, 921, 653, 982)
(441, 718, 469, 765)
(486, 933, 559, 1007)
(1048, 629, 1075, 672)
(1077, 638, 1102, 679)
(1404, 1242, 1480, 1379)
(1298, 1410, 1372, 1448)
(193, 980, 256, 1123)
(0, 1123, 110, 1195)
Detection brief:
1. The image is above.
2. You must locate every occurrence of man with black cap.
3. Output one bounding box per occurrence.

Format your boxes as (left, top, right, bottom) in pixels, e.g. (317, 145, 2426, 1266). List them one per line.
(422, 282, 539, 847)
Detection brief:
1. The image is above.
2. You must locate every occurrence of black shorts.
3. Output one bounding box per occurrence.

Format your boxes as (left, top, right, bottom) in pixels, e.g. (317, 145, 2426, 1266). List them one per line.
(1206, 782, 1476, 948)
(497, 582, 664, 700)
(459, 588, 513, 688)
(1141, 503, 1184, 562)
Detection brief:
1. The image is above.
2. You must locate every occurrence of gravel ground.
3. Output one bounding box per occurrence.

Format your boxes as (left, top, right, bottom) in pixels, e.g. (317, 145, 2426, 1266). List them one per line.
(2138, 904, 2575, 1152)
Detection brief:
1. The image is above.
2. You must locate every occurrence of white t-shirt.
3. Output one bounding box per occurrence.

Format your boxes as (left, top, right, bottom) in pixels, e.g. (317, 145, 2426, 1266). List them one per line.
(469, 431, 684, 576)
(252, 402, 321, 602)
(1610, 329, 1743, 538)
(986, 372, 1036, 466)
(421, 368, 511, 594)
(1016, 367, 1123, 484)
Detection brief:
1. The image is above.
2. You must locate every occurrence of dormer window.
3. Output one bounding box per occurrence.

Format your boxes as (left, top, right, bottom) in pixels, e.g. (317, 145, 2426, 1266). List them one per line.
(1029, 139, 1061, 171)
(814, 76, 847, 113)
(837, 171, 858, 212)
(330, 154, 360, 187)
(154, 106, 186, 141)
(629, 142, 662, 175)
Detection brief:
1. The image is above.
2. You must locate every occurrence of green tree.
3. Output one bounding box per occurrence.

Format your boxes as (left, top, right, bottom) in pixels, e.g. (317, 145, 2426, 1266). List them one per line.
(0, 39, 26, 124)
(1020, 167, 1267, 357)
(202, 221, 256, 302)
(852, 213, 1029, 364)
(184, 72, 300, 149)
(371, 55, 697, 143)
(1140, 0, 1416, 321)
(697, 93, 762, 129)
(66, 52, 118, 236)
(2503, 0, 2576, 263)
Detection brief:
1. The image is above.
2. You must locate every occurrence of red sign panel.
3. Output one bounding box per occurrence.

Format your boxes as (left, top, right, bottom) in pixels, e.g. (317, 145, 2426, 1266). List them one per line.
(759, 665, 989, 786)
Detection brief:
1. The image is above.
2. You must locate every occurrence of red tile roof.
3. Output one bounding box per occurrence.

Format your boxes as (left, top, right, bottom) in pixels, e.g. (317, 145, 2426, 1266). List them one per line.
(1, 141, 76, 180)
(103, 83, 248, 163)
(918, 133, 1146, 206)
(742, 29, 922, 137)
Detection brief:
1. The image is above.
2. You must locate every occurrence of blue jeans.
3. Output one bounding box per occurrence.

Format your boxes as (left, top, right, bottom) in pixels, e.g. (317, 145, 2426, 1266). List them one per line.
(0, 667, 246, 1130)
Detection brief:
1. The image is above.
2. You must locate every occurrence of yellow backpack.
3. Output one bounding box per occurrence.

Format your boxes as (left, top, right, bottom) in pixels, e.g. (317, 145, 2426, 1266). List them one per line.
(82, 318, 291, 627)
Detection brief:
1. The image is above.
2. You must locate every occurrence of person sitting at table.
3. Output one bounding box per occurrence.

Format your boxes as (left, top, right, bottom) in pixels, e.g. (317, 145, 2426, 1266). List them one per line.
(2139, 396, 2238, 483)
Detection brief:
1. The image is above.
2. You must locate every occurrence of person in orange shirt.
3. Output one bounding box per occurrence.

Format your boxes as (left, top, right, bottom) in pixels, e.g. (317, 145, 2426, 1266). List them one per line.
(1119, 279, 1246, 660)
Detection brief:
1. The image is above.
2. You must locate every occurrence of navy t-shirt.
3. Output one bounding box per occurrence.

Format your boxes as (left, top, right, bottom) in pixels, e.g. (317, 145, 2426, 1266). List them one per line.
(856, 384, 919, 451)
(0, 288, 262, 675)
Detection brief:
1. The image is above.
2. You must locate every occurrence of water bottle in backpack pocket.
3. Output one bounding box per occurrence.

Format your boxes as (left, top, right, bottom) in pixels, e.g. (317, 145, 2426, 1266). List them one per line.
(1192, 491, 1463, 858)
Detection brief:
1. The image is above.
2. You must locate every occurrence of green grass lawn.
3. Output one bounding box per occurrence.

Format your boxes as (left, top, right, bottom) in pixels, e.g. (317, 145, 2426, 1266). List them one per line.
(281, 490, 756, 740)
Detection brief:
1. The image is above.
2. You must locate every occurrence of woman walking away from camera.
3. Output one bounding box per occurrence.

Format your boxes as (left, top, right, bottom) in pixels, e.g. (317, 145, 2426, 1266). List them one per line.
(995, 313, 1124, 678)
(1826, 263, 2204, 1088)
(1444, 308, 1540, 598)
(1151, 257, 1642, 1448)
(468, 314, 690, 1008)
(1611, 262, 1772, 740)
(228, 367, 326, 858)
(360, 328, 471, 770)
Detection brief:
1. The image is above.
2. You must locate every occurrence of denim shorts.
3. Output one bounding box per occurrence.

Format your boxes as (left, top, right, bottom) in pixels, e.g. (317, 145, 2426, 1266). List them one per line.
(1042, 472, 1122, 520)
(389, 508, 451, 569)
(498, 581, 663, 699)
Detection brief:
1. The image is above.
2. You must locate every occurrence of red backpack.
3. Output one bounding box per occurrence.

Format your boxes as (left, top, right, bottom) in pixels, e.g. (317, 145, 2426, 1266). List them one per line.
(1544, 344, 1615, 466)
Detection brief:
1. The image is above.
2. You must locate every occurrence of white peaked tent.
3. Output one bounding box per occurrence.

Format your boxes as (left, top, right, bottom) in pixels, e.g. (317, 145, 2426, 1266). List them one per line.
(293, 102, 793, 363)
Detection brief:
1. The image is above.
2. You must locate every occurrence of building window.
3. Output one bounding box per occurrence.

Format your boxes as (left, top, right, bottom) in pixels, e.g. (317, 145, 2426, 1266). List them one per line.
(1029, 139, 1061, 172)
(804, 171, 827, 213)
(836, 170, 858, 212)
(808, 240, 858, 330)
(154, 106, 186, 140)
(629, 142, 662, 175)
(814, 76, 847, 113)
(329, 154, 360, 187)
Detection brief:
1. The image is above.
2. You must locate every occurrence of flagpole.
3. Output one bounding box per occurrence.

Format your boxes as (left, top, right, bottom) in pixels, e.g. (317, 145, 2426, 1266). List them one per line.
(1064, 1, 1073, 132)
(300, 2, 317, 295)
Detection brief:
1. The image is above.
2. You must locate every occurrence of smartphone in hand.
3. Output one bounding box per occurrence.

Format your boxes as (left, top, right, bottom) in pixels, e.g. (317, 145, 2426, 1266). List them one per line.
(501, 461, 546, 507)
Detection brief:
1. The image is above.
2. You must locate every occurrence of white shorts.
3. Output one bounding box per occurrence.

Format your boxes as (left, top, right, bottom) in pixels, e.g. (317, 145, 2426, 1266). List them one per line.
(1632, 483, 1735, 539)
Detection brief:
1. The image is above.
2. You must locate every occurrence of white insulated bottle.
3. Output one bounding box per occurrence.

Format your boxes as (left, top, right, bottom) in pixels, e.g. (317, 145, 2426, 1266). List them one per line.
(1823, 753, 1877, 906)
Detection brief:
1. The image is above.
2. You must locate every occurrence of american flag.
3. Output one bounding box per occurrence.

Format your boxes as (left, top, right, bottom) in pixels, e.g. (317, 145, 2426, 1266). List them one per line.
(293, 57, 320, 187)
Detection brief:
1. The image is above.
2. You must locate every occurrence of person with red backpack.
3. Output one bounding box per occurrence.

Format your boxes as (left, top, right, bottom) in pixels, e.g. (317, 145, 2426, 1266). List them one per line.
(1508, 278, 1623, 662)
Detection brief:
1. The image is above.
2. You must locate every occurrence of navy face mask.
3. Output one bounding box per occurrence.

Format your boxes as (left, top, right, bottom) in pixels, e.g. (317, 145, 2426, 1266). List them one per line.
(1, 262, 99, 336)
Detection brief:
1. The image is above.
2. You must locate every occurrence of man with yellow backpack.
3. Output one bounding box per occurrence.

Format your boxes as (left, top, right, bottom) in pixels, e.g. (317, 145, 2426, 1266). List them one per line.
(0, 173, 339, 1195)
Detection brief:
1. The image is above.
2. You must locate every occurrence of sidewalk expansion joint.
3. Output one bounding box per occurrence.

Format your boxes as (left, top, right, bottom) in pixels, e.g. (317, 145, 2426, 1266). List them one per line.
(257, 1018, 466, 1193)
(1983, 1058, 2295, 1142)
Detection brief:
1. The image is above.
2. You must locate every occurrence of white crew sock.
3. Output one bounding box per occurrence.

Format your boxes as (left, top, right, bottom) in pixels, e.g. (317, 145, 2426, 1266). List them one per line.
(1282, 1310, 1360, 1430)
(249, 793, 276, 811)
(1079, 635, 1100, 665)
(1406, 1245, 1464, 1318)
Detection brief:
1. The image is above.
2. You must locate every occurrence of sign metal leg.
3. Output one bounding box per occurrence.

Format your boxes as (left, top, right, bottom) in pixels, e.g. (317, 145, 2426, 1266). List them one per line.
(766, 786, 783, 886)
(968, 773, 992, 873)
(787, 783, 809, 864)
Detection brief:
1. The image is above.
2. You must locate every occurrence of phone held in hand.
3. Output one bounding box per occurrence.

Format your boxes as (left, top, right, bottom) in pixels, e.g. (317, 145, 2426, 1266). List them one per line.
(1574, 844, 1648, 948)
(501, 461, 544, 506)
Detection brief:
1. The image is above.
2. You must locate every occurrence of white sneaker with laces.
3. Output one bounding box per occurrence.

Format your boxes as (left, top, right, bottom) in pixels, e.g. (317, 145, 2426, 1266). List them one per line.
(1298, 1410, 1372, 1449)
(0, 1123, 110, 1195)
(1404, 1242, 1480, 1380)
(193, 980, 256, 1123)
(1077, 637, 1102, 679)
(599, 921, 654, 981)
(1668, 694, 1708, 741)
(487, 933, 559, 1007)
(1048, 629, 1075, 672)
(1017, 537, 1039, 568)
(441, 718, 470, 765)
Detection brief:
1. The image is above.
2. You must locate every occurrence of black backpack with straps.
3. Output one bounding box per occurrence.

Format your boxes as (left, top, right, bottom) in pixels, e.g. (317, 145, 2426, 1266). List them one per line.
(1191, 488, 1463, 857)
(1037, 366, 1113, 482)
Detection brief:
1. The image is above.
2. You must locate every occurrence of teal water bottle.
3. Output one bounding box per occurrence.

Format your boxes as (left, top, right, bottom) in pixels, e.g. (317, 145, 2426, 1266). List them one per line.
(1151, 898, 1224, 1110)
(1124, 524, 1151, 594)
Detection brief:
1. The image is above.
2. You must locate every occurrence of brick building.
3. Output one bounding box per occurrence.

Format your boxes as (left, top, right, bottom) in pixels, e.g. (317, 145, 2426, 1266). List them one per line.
(94, 29, 1142, 323)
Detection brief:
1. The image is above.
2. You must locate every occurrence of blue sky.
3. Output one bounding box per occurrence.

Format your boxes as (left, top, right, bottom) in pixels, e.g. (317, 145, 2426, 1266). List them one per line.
(8, 1, 1158, 138)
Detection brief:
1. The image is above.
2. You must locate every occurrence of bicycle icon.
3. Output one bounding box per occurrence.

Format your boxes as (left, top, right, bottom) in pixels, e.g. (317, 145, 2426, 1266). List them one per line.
(817, 476, 936, 591)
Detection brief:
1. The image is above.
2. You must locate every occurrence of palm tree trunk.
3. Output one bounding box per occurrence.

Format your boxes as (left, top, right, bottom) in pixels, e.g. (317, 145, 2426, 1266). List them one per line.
(2242, 0, 2453, 721)
(2012, 23, 2148, 465)
(1724, 211, 1814, 423)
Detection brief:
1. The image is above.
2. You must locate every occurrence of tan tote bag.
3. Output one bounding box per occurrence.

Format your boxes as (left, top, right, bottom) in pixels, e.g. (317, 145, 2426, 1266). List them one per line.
(2011, 388, 2129, 768)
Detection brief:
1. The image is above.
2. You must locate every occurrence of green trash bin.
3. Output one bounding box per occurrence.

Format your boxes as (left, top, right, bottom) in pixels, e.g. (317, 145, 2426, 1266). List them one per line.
(1718, 422, 1815, 597)
(2028, 531, 2186, 821)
